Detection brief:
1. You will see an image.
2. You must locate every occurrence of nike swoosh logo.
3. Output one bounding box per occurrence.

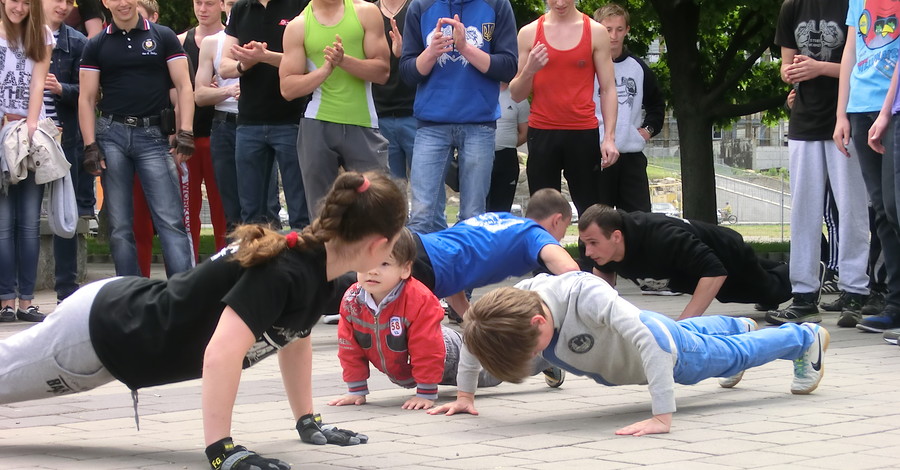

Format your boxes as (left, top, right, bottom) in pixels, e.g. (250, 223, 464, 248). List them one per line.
(810, 343, 822, 371)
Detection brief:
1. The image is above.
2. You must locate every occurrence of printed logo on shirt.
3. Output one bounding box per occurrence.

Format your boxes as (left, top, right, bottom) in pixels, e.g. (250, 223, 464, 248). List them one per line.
(482, 23, 494, 42)
(279, 19, 291, 26)
(615, 76, 637, 109)
(142, 38, 158, 55)
(0, 46, 31, 113)
(389, 316, 403, 336)
(568, 334, 594, 354)
(859, 1, 900, 50)
(463, 212, 525, 233)
(794, 20, 844, 62)
(428, 24, 484, 68)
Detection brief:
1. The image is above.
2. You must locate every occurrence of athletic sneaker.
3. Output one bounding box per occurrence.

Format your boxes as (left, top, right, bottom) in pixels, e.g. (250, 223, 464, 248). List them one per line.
(638, 279, 682, 296)
(322, 314, 340, 325)
(861, 291, 886, 316)
(820, 278, 839, 295)
(766, 293, 821, 325)
(856, 309, 900, 333)
(820, 291, 851, 312)
(718, 318, 758, 388)
(446, 305, 464, 324)
(754, 303, 779, 312)
(882, 328, 900, 345)
(0, 306, 14, 322)
(16, 305, 45, 323)
(543, 367, 565, 388)
(836, 293, 865, 328)
(791, 323, 830, 395)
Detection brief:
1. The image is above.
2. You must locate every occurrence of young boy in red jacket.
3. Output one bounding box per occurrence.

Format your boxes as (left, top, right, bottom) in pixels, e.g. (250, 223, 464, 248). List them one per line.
(329, 229, 563, 410)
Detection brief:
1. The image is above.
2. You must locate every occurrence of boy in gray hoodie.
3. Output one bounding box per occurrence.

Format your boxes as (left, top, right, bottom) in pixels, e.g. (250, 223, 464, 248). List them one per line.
(430, 271, 829, 436)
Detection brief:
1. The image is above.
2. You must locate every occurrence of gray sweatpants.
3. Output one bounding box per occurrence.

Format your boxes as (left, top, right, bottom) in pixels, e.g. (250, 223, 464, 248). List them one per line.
(0, 278, 118, 405)
(440, 326, 552, 388)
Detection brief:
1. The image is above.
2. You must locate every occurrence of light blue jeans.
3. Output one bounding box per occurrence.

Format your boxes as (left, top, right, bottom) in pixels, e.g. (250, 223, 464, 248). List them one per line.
(0, 172, 44, 300)
(408, 123, 494, 233)
(639, 312, 813, 385)
(379, 116, 417, 180)
(96, 116, 193, 277)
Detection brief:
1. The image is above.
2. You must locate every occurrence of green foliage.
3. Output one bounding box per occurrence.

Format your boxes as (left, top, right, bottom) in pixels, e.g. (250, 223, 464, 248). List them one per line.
(159, 0, 195, 33)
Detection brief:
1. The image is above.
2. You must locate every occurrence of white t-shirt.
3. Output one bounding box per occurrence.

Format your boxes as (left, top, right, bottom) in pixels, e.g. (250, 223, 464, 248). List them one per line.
(0, 26, 53, 118)
(494, 88, 529, 151)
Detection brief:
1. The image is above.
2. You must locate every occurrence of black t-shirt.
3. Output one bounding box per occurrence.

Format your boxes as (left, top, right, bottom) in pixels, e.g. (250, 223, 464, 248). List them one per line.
(372, 1, 416, 117)
(225, 0, 309, 124)
(595, 211, 754, 295)
(184, 28, 216, 137)
(65, 0, 106, 36)
(88, 245, 336, 390)
(80, 17, 186, 118)
(775, 0, 848, 141)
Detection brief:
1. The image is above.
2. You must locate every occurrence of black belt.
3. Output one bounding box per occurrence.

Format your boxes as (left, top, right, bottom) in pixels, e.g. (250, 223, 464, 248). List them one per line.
(213, 110, 238, 124)
(100, 112, 160, 127)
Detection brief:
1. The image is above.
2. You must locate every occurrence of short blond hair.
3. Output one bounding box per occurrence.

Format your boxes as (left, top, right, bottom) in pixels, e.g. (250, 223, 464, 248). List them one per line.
(464, 287, 544, 383)
(138, 0, 160, 16)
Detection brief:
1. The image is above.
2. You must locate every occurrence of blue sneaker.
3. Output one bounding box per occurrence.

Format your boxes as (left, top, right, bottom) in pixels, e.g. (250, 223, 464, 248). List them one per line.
(856, 309, 900, 333)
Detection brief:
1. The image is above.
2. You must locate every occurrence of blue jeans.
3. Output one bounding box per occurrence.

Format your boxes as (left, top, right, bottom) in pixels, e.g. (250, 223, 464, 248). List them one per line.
(96, 116, 193, 277)
(379, 116, 417, 179)
(54, 142, 86, 300)
(638, 311, 812, 385)
(0, 173, 45, 300)
(235, 123, 309, 229)
(211, 119, 283, 230)
(408, 124, 494, 233)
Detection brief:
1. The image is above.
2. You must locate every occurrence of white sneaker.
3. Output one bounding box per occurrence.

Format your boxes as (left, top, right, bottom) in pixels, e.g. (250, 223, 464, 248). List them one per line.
(791, 323, 830, 395)
(322, 314, 340, 325)
(718, 318, 758, 388)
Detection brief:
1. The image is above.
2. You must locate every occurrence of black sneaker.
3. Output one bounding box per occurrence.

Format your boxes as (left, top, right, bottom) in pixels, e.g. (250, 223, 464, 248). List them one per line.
(862, 291, 886, 316)
(754, 303, 779, 312)
(836, 293, 865, 328)
(0, 306, 15, 322)
(820, 278, 839, 295)
(16, 305, 46, 323)
(766, 293, 821, 325)
(821, 291, 851, 312)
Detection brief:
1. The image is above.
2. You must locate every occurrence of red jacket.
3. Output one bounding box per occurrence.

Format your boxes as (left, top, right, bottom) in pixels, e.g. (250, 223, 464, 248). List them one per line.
(337, 277, 446, 399)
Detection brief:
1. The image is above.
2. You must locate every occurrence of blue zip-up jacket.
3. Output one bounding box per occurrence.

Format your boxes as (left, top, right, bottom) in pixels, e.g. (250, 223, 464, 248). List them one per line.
(50, 25, 87, 152)
(399, 0, 518, 124)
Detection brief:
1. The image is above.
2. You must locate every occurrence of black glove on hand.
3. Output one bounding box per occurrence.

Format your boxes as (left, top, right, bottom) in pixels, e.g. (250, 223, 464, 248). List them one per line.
(83, 142, 105, 174)
(205, 437, 291, 470)
(175, 130, 194, 157)
(296, 413, 368, 446)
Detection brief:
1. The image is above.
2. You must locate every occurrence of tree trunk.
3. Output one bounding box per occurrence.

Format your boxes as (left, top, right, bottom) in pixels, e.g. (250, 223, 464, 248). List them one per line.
(676, 115, 718, 223)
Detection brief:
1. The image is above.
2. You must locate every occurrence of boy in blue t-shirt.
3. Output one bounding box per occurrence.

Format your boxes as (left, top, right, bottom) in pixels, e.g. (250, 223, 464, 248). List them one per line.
(834, 0, 900, 333)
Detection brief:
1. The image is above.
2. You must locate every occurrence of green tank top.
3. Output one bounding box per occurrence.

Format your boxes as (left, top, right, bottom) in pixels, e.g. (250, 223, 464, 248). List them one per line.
(303, 0, 377, 127)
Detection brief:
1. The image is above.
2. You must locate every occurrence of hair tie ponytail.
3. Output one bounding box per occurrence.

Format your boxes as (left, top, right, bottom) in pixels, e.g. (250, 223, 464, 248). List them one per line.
(356, 176, 371, 193)
(285, 231, 299, 248)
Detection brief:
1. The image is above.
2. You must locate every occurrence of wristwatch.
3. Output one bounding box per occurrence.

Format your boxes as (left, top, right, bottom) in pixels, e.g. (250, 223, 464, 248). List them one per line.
(641, 125, 655, 136)
(236, 61, 246, 75)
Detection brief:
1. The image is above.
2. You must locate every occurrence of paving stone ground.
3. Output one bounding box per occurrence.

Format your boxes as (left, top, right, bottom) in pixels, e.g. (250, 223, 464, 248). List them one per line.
(1, 264, 898, 469)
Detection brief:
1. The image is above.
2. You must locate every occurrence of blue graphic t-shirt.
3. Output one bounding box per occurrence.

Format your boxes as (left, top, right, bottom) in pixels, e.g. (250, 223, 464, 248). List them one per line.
(418, 212, 559, 297)
(847, 0, 900, 112)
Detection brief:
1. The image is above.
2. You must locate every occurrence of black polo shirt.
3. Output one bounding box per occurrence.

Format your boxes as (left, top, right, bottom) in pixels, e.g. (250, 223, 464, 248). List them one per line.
(225, 0, 308, 124)
(80, 16, 186, 118)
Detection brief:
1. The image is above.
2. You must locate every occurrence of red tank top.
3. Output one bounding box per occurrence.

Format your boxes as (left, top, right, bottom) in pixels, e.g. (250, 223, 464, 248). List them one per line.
(528, 14, 598, 130)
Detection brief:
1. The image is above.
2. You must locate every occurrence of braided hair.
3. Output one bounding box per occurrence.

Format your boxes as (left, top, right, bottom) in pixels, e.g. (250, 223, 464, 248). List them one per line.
(230, 171, 407, 267)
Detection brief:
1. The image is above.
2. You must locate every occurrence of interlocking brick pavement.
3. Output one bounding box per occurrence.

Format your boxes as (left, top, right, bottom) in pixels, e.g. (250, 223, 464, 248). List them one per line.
(1, 264, 898, 469)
